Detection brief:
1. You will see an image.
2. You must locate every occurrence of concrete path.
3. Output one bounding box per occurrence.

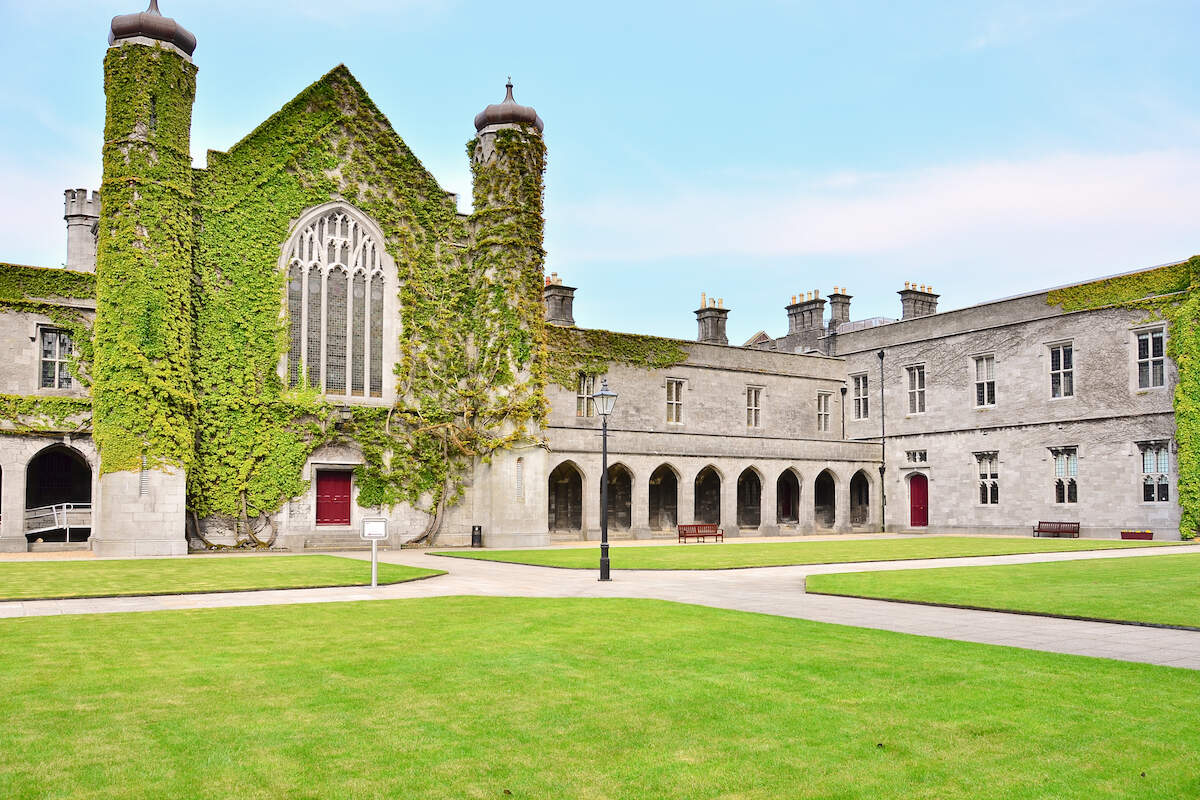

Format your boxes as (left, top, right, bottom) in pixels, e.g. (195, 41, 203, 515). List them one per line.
(3, 544, 1199, 671)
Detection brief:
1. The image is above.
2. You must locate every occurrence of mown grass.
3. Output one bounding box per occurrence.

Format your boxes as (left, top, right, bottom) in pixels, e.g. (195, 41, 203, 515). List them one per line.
(806, 552, 1200, 627)
(0, 555, 443, 600)
(431, 535, 1185, 570)
(0, 597, 1197, 799)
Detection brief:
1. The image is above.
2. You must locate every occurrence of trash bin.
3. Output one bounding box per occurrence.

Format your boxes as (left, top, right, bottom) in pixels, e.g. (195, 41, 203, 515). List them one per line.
(471, 525, 483, 548)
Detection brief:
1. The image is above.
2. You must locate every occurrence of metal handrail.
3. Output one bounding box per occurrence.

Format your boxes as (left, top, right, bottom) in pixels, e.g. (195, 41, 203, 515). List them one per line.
(24, 503, 93, 542)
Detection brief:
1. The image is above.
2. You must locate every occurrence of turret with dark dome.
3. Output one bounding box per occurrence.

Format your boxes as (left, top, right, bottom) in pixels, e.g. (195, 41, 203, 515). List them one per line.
(473, 80, 544, 134)
(109, 0, 197, 57)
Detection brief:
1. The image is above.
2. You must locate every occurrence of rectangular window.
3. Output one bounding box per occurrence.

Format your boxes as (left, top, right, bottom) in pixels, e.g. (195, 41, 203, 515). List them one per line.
(576, 373, 595, 418)
(1140, 442, 1170, 503)
(976, 452, 999, 505)
(906, 365, 926, 414)
(746, 386, 762, 428)
(905, 450, 927, 463)
(816, 392, 831, 432)
(974, 355, 996, 407)
(39, 329, 73, 389)
(1137, 329, 1165, 388)
(851, 374, 869, 420)
(666, 379, 684, 423)
(1052, 447, 1078, 504)
(1049, 343, 1073, 398)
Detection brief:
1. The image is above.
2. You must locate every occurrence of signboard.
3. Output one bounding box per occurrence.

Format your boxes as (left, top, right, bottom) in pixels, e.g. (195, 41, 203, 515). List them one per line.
(361, 518, 388, 540)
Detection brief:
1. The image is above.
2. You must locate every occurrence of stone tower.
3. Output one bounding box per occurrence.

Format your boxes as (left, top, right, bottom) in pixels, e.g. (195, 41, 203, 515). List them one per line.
(91, 1, 198, 556)
(63, 189, 101, 272)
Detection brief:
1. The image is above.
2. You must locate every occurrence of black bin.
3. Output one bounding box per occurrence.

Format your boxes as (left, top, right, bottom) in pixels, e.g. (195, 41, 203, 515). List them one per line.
(471, 525, 483, 548)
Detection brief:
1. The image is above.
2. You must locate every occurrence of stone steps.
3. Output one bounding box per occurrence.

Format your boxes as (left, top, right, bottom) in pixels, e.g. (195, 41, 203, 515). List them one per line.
(302, 535, 391, 552)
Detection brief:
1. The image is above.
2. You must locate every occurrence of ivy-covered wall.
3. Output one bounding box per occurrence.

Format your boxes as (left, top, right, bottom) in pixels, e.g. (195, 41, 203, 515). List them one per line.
(543, 325, 688, 389)
(0, 263, 97, 391)
(1047, 256, 1200, 538)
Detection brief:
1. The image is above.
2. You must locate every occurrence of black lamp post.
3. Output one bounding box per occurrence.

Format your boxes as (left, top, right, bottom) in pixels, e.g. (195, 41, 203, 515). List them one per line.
(593, 378, 618, 581)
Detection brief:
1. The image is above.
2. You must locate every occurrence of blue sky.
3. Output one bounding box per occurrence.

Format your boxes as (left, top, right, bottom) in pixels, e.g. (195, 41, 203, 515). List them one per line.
(2, 0, 1199, 344)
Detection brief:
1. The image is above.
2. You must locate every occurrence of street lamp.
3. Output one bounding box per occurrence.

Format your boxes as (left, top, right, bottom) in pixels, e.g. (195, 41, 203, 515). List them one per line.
(593, 378, 618, 581)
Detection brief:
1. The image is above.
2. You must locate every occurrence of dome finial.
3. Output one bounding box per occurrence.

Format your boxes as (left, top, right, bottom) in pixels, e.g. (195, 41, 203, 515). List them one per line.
(474, 78, 544, 133)
(110, 0, 197, 57)
(147, 0, 161, 13)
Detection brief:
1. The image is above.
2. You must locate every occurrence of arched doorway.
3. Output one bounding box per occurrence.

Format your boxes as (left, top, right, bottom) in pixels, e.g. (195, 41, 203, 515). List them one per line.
(25, 445, 92, 542)
(603, 464, 633, 531)
(814, 469, 836, 529)
(777, 469, 800, 524)
(736, 468, 761, 528)
(909, 473, 929, 528)
(850, 470, 871, 527)
(694, 466, 721, 525)
(648, 465, 678, 531)
(548, 462, 583, 532)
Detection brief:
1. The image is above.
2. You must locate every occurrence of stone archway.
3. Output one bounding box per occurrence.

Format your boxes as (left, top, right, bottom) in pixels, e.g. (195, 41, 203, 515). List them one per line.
(603, 463, 633, 531)
(736, 468, 762, 528)
(814, 469, 836, 529)
(648, 464, 679, 530)
(548, 461, 583, 532)
(694, 466, 721, 525)
(25, 444, 92, 542)
(776, 469, 800, 524)
(850, 470, 871, 527)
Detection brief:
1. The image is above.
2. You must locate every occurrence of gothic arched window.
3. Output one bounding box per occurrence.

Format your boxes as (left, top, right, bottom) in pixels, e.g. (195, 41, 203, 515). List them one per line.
(283, 205, 393, 400)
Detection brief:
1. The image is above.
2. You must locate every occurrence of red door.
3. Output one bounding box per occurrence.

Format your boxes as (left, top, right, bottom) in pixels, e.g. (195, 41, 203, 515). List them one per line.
(316, 471, 352, 526)
(909, 473, 928, 528)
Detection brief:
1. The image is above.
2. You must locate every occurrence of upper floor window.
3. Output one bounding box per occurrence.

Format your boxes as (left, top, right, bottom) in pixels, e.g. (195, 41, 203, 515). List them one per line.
(1140, 441, 1170, 502)
(1052, 446, 1078, 503)
(851, 374, 869, 420)
(906, 365, 926, 414)
(666, 378, 684, 423)
(905, 450, 927, 464)
(974, 355, 995, 407)
(746, 386, 762, 428)
(285, 206, 393, 400)
(1136, 328, 1165, 388)
(576, 373, 596, 418)
(816, 392, 831, 432)
(1049, 343, 1073, 398)
(39, 329, 73, 389)
(976, 452, 999, 505)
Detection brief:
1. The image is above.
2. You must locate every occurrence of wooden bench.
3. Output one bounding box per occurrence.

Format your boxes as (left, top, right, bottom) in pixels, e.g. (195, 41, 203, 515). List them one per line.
(1033, 521, 1080, 538)
(677, 524, 723, 543)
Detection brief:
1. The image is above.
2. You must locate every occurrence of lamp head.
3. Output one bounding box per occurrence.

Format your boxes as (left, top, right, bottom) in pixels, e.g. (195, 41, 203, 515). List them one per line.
(593, 378, 618, 418)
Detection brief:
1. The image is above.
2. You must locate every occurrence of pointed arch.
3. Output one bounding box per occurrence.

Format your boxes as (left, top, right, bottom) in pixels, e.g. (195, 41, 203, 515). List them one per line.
(850, 469, 872, 527)
(603, 462, 633, 530)
(648, 463, 680, 531)
(548, 460, 584, 532)
(776, 468, 801, 524)
(814, 469, 837, 529)
(694, 465, 722, 525)
(736, 467, 762, 528)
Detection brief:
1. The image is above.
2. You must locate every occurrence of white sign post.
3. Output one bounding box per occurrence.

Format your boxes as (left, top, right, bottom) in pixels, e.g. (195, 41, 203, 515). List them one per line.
(361, 518, 388, 587)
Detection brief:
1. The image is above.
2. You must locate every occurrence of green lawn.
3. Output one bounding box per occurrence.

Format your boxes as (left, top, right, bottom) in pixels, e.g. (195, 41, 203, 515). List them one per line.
(0, 597, 1197, 799)
(806, 552, 1200, 628)
(0, 555, 443, 600)
(431, 535, 1185, 570)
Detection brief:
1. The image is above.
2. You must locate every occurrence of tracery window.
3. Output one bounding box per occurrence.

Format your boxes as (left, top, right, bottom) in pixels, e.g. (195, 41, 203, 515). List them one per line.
(285, 208, 389, 399)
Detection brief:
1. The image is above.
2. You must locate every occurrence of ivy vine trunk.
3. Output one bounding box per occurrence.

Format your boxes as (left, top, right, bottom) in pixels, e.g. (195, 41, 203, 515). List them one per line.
(91, 40, 198, 557)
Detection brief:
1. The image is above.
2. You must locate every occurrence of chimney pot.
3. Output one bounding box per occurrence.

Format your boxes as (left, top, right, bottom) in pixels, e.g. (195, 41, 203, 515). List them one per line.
(543, 278, 577, 326)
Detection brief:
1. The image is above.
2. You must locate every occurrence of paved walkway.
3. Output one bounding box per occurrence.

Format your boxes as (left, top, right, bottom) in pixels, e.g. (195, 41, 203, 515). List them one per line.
(3, 544, 1199, 670)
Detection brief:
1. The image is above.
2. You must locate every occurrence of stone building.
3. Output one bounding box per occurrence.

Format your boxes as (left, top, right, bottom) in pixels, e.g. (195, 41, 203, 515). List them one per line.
(0, 2, 1190, 555)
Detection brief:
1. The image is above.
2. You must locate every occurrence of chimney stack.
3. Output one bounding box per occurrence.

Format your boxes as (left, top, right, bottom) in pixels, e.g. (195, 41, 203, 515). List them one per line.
(827, 287, 852, 332)
(696, 293, 729, 345)
(64, 188, 101, 272)
(543, 272, 576, 326)
(898, 283, 939, 319)
(786, 289, 827, 335)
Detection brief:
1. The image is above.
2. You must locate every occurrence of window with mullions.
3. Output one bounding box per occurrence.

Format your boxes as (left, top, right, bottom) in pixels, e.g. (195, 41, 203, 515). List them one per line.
(974, 355, 995, 407)
(39, 329, 73, 389)
(1140, 442, 1170, 502)
(1137, 328, 1165, 389)
(666, 379, 684, 423)
(576, 373, 596, 418)
(746, 386, 762, 428)
(1050, 343, 1073, 398)
(976, 452, 999, 505)
(906, 365, 926, 414)
(851, 374, 868, 420)
(285, 207, 389, 399)
(1052, 447, 1078, 504)
(816, 392, 831, 432)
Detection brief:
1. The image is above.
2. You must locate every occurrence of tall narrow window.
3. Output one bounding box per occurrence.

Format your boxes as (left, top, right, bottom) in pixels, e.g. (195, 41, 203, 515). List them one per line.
(906, 365, 926, 414)
(852, 374, 868, 420)
(1049, 343, 1073, 398)
(747, 386, 762, 428)
(287, 266, 303, 387)
(1140, 442, 1170, 502)
(666, 379, 684, 423)
(1053, 447, 1078, 504)
(576, 373, 596, 418)
(39, 329, 73, 389)
(284, 207, 391, 399)
(816, 392, 831, 432)
(976, 452, 999, 504)
(326, 267, 348, 393)
(974, 355, 995, 407)
(1137, 329, 1165, 388)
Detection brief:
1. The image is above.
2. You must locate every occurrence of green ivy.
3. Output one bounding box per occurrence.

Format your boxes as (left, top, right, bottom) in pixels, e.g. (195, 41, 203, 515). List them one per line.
(544, 325, 689, 389)
(0, 263, 96, 392)
(1047, 256, 1200, 539)
(0, 394, 92, 435)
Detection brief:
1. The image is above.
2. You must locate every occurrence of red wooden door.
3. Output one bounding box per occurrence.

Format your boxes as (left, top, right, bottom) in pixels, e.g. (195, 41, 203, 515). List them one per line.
(316, 471, 352, 525)
(909, 473, 928, 528)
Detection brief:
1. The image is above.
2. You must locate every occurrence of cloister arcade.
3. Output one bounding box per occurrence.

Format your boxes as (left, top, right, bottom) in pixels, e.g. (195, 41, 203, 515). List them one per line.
(0, 436, 98, 550)
(545, 456, 880, 539)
